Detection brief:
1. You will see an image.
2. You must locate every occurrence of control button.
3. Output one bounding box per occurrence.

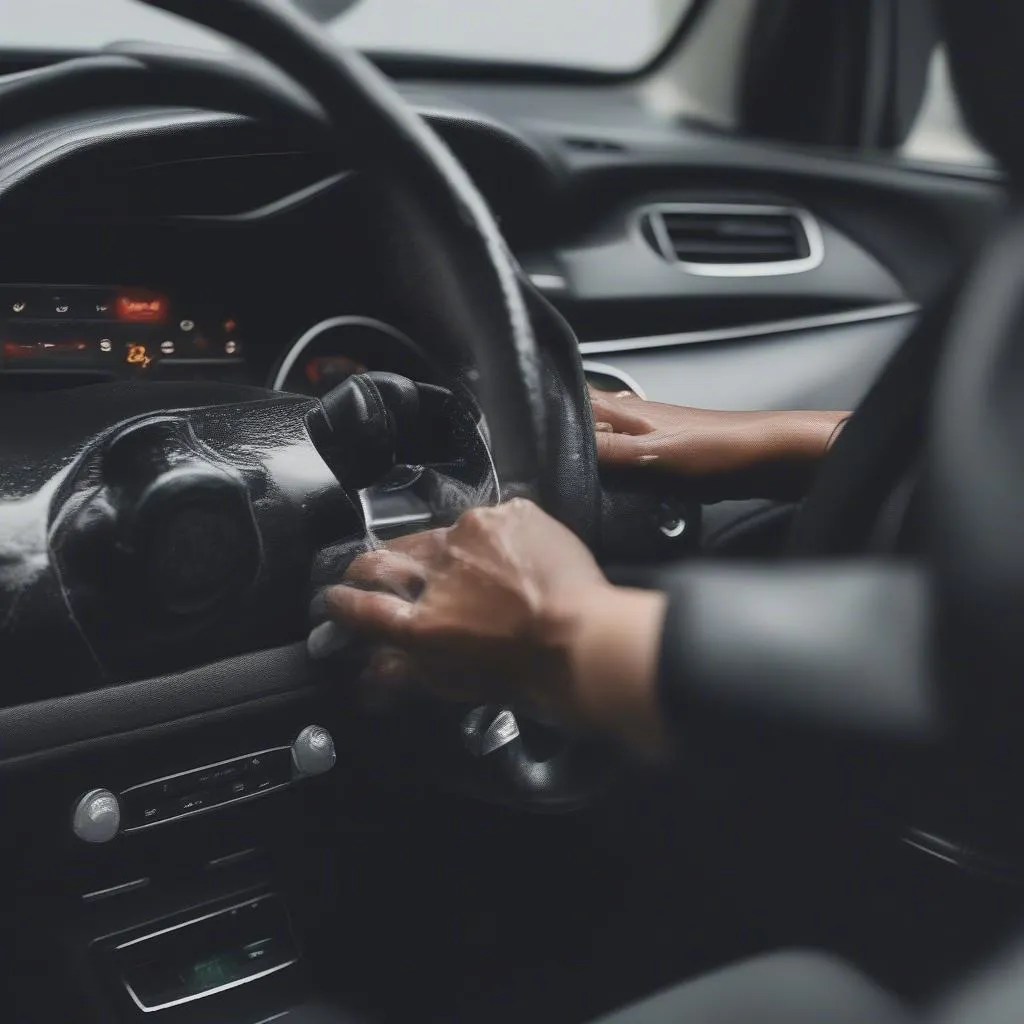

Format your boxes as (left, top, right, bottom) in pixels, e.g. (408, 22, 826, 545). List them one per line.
(197, 762, 245, 789)
(462, 707, 520, 758)
(290, 725, 336, 778)
(174, 793, 210, 816)
(241, 937, 281, 965)
(10, 300, 27, 315)
(155, 774, 192, 799)
(140, 804, 164, 824)
(659, 517, 687, 540)
(72, 789, 121, 844)
(658, 503, 689, 541)
(116, 294, 167, 323)
(208, 777, 251, 804)
(125, 343, 152, 368)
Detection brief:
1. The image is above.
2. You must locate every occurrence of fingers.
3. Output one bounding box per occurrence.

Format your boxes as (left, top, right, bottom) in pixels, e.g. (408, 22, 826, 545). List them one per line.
(595, 429, 659, 468)
(589, 391, 650, 436)
(385, 526, 450, 566)
(588, 384, 641, 404)
(324, 585, 417, 643)
(345, 548, 429, 600)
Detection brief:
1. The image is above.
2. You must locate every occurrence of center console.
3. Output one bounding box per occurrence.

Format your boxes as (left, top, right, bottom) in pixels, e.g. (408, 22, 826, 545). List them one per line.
(97, 892, 299, 1015)
(42, 715, 362, 1024)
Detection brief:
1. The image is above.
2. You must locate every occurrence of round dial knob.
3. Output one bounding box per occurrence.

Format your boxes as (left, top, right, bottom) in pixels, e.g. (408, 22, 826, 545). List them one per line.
(72, 788, 121, 844)
(291, 725, 337, 778)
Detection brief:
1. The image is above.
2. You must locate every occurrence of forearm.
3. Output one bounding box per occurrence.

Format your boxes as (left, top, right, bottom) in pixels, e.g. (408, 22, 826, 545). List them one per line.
(591, 387, 851, 502)
(564, 585, 669, 753)
(688, 409, 850, 501)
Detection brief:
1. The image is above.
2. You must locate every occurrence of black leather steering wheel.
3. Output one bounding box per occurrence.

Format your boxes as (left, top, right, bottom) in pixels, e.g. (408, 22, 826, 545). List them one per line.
(0, 0, 602, 809)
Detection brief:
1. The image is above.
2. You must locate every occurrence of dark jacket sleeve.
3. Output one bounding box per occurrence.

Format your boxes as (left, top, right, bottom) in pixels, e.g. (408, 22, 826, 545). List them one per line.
(657, 564, 943, 752)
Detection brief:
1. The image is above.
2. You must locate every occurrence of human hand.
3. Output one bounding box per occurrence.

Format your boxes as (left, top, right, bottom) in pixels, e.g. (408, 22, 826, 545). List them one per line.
(326, 499, 668, 752)
(589, 386, 848, 501)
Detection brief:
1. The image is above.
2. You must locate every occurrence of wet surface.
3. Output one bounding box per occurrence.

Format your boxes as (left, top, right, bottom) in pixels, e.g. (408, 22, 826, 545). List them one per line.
(0, 381, 362, 698)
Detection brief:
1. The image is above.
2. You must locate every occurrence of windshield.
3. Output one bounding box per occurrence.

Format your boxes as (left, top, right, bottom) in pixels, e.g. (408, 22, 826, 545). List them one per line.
(7, 0, 695, 73)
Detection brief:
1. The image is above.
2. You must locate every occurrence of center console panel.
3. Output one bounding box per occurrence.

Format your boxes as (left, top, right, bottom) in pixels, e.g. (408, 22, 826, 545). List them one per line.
(0, 686, 381, 1023)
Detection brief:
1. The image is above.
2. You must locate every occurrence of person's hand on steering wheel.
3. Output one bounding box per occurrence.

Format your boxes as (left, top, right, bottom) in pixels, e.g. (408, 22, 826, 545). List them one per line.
(326, 499, 669, 754)
(589, 386, 849, 502)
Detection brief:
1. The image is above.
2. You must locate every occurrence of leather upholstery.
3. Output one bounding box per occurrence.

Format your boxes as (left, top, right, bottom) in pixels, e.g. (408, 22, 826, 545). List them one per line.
(593, 952, 910, 1024)
(526, 285, 603, 546)
(933, 1, 1024, 178)
(930, 209, 1024, 736)
(317, 371, 489, 490)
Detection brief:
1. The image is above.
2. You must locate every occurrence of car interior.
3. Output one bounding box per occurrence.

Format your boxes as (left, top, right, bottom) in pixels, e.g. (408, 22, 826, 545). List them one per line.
(0, 0, 1019, 1021)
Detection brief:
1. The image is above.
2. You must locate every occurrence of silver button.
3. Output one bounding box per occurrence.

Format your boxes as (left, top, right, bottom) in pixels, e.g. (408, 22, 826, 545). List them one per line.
(291, 725, 337, 777)
(72, 789, 121, 844)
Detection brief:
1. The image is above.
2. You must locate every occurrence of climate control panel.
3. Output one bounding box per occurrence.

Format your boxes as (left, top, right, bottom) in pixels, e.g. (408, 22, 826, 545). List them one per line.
(70, 726, 336, 842)
(120, 747, 294, 832)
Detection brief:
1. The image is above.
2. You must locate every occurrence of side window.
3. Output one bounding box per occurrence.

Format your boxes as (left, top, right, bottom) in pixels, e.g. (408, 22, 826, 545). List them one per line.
(900, 47, 993, 167)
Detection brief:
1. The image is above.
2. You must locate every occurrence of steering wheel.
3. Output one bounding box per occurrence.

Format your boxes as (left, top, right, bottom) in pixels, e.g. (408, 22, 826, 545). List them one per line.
(0, 0, 601, 811)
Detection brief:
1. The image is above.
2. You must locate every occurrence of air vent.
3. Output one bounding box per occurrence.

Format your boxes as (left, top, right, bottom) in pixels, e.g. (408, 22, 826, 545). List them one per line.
(640, 203, 824, 277)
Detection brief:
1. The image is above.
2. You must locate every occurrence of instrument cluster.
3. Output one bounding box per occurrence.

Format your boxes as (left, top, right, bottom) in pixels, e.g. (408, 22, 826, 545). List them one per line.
(0, 285, 246, 386)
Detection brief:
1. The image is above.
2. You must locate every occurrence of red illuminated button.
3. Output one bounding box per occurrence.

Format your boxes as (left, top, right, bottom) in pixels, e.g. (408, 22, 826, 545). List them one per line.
(116, 293, 168, 323)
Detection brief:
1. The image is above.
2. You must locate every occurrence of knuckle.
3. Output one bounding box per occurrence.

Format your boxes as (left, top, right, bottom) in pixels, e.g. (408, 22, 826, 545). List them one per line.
(459, 506, 492, 532)
(506, 496, 536, 516)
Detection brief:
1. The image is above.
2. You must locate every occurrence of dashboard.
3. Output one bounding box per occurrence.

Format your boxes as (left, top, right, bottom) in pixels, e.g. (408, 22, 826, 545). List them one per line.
(0, 283, 437, 400)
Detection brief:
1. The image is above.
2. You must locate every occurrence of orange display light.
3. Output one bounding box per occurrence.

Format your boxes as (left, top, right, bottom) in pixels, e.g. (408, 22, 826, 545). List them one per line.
(126, 344, 152, 368)
(116, 293, 168, 323)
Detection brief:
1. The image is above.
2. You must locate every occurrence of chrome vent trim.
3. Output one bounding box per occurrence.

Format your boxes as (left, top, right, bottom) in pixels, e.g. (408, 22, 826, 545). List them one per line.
(638, 202, 825, 278)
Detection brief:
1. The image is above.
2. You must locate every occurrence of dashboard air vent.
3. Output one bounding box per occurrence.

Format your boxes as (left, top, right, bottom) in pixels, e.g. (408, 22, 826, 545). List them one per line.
(640, 203, 824, 277)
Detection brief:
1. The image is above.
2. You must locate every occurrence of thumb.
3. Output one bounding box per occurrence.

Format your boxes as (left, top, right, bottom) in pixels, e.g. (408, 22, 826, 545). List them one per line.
(325, 584, 417, 643)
